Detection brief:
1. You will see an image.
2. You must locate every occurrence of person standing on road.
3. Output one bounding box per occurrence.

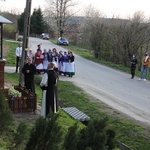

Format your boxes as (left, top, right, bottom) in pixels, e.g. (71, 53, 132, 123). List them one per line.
(37, 44, 42, 53)
(66, 51, 75, 77)
(51, 48, 59, 74)
(48, 49, 52, 62)
(27, 49, 34, 63)
(15, 43, 22, 73)
(138, 52, 150, 81)
(130, 54, 138, 79)
(40, 62, 58, 117)
(60, 51, 68, 76)
(42, 49, 49, 73)
(22, 57, 36, 93)
(35, 47, 44, 74)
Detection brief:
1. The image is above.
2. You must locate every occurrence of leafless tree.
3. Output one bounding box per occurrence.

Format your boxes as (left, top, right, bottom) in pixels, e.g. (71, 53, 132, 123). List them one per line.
(109, 11, 150, 66)
(80, 6, 110, 59)
(80, 8, 150, 67)
(44, 0, 78, 37)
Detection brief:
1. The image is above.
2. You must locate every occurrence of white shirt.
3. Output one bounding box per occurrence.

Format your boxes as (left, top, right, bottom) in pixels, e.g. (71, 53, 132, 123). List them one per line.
(145, 56, 149, 62)
(15, 46, 22, 57)
(40, 73, 48, 87)
(40, 69, 57, 87)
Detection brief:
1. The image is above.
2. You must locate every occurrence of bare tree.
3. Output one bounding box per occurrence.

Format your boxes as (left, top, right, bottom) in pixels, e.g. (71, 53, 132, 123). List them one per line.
(80, 6, 108, 59)
(80, 8, 150, 67)
(44, 0, 78, 37)
(110, 11, 150, 66)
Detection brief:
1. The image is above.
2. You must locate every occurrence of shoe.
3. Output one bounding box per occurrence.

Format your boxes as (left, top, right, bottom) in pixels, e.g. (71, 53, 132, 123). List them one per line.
(144, 79, 146, 81)
(138, 78, 141, 80)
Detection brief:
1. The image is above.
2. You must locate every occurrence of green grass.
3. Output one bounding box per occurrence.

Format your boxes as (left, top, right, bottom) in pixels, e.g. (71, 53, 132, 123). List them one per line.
(4, 40, 17, 66)
(4, 39, 150, 149)
(4, 72, 150, 149)
(58, 81, 150, 150)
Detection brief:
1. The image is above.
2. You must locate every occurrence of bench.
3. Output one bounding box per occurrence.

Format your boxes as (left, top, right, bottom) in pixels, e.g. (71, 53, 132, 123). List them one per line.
(62, 107, 90, 124)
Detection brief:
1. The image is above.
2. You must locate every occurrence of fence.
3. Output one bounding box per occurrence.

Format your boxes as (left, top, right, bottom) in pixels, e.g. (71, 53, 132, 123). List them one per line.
(7, 85, 37, 113)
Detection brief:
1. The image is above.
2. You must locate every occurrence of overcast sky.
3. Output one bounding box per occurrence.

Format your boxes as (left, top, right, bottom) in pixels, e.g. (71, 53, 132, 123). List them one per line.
(1, 0, 150, 19)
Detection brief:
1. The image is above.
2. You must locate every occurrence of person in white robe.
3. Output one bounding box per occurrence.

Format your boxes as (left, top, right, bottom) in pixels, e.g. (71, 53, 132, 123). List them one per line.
(40, 62, 58, 118)
(66, 51, 75, 77)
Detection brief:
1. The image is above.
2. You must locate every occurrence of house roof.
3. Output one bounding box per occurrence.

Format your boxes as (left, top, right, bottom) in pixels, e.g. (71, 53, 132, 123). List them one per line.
(0, 15, 12, 24)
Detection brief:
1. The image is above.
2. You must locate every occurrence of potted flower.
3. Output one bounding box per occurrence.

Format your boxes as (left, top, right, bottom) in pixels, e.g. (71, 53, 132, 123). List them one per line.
(8, 86, 21, 98)
(7, 85, 22, 113)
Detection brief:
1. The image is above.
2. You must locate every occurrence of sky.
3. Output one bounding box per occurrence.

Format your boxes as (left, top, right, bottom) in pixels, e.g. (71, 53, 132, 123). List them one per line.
(1, 0, 45, 14)
(1, 0, 150, 19)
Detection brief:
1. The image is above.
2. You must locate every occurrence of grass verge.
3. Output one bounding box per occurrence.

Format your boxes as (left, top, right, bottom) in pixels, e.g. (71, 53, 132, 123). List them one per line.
(50, 39, 150, 149)
(4, 72, 150, 150)
(3, 39, 150, 149)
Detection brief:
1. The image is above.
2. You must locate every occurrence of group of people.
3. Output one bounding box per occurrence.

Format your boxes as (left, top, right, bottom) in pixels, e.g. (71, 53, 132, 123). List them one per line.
(130, 52, 150, 81)
(34, 44, 75, 77)
(15, 43, 75, 118)
(15, 43, 75, 77)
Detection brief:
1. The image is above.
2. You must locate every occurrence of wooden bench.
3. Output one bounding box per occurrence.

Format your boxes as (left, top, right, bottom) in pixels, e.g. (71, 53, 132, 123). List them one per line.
(62, 107, 90, 124)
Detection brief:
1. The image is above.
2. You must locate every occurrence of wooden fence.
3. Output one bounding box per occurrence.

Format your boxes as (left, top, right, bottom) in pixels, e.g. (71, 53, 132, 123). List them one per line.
(7, 85, 37, 113)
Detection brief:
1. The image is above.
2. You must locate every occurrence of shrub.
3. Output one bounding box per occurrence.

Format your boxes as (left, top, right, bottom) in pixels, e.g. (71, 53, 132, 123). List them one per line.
(0, 90, 13, 135)
(77, 118, 116, 150)
(8, 122, 30, 150)
(64, 123, 80, 150)
(25, 114, 63, 150)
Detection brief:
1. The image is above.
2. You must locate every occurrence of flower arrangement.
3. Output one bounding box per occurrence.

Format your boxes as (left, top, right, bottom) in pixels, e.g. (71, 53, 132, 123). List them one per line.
(8, 86, 21, 98)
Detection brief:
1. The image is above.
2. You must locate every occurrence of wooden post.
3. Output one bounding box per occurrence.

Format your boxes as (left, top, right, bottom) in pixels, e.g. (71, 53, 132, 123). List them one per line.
(0, 59, 6, 89)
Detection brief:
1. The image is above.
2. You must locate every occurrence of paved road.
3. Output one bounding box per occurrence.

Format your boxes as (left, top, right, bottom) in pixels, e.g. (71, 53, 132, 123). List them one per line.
(5, 37, 150, 126)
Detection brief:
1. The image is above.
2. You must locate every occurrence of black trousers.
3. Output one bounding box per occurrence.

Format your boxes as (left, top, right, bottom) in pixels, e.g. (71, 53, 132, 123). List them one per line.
(25, 80, 35, 93)
(16, 56, 20, 73)
(131, 68, 135, 78)
(46, 86, 58, 116)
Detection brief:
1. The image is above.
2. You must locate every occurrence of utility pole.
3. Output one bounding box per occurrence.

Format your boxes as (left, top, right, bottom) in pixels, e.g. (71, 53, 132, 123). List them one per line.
(19, 0, 32, 86)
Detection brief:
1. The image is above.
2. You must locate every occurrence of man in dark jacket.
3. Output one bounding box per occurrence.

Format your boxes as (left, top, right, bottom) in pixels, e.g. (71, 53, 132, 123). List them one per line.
(130, 54, 138, 79)
(22, 57, 36, 93)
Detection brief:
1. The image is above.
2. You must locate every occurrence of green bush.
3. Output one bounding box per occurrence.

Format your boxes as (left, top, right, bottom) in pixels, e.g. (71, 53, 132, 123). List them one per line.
(8, 122, 30, 150)
(77, 118, 109, 150)
(0, 90, 14, 135)
(25, 114, 63, 150)
(64, 118, 116, 150)
(3, 24, 17, 40)
(4, 24, 17, 33)
(64, 123, 80, 150)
